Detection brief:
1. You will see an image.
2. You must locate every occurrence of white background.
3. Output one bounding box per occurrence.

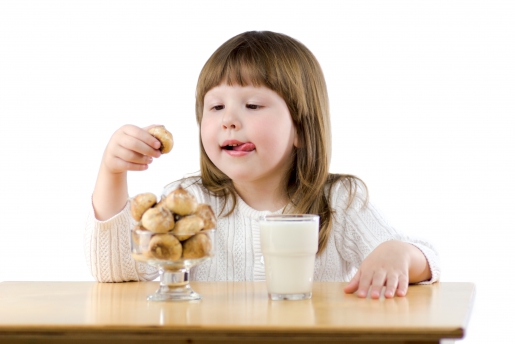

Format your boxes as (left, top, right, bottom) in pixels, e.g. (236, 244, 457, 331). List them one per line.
(1, 1, 514, 342)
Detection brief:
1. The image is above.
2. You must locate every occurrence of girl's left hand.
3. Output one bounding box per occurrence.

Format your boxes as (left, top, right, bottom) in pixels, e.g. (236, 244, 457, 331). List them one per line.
(343, 240, 411, 299)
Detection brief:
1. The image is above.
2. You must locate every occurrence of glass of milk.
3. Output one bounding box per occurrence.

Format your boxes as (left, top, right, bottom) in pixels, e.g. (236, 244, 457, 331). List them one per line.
(259, 214, 319, 300)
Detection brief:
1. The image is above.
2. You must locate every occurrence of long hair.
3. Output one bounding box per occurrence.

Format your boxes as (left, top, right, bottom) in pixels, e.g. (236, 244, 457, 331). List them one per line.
(194, 31, 367, 253)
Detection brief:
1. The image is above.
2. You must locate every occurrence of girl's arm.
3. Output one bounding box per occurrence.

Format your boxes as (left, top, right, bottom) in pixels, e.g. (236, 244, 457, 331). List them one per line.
(86, 124, 163, 281)
(84, 200, 158, 282)
(92, 124, 162, 220)
(92, 164, 129, 220)
(332, 180, 440, 299)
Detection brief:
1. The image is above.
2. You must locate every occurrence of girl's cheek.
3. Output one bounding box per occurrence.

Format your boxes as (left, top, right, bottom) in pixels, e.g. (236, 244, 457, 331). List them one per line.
(200, 127, 209, 151)
(200, 119, 216, 156)
(200, 117, 209, 139)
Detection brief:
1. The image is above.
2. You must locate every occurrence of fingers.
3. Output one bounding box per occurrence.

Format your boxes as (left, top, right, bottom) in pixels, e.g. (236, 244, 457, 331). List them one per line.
(356, 271, 373, 298)
(111, 157, 149, 172)
(119, 134, 161, 159)
(396, 273, 409, 297)
(345, 270, 408, 299)
(345, 240, 412, 299)
(384, 273, 399, 299)
(103, 124, 166, 174)
(122, 125, 162, 156)
(114, 144, 154, 165)
(343, 270, 361, 294)
(369, 270, 387, 299)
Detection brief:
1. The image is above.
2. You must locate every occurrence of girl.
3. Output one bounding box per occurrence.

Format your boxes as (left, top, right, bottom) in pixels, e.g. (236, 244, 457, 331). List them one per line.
(86, 31, 439, 299)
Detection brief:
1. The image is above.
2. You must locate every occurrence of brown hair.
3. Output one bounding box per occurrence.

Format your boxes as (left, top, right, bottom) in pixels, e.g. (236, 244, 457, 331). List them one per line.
(194, 31, 367, 253)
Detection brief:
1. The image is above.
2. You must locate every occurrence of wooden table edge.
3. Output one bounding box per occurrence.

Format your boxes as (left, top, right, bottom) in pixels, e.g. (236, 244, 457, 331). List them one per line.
(0, 325, 465, 340)
(460, 282, 476, 339)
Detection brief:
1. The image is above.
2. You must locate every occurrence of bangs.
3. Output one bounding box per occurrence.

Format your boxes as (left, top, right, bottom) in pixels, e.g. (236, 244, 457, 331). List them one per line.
(222, 49, 268, 88)
(198, 43, 271, 98)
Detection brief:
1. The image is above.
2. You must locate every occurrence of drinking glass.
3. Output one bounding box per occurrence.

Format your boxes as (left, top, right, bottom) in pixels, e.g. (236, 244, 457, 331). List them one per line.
(259, 214, 319, 300)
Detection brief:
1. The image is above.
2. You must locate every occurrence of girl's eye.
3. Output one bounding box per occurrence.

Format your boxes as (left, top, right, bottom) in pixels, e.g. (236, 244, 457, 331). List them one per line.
(246, 104, 261, 110)
(213, 105, 224, 111)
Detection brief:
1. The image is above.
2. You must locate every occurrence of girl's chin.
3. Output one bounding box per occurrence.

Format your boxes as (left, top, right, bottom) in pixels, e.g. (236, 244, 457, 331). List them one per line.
(219, 169, 259, 184)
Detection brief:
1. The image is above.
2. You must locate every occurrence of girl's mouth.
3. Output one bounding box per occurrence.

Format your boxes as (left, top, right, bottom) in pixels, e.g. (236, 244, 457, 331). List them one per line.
(221, 142, 256, 157)
(222, 142, 256, 152)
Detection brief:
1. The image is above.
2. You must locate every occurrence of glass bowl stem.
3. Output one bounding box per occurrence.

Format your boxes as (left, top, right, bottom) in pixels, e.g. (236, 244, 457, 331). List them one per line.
(147, 267, 201, 301)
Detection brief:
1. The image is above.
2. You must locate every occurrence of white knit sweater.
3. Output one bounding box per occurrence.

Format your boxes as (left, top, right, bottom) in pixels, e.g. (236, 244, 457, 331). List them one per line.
(84, 179, 440, 284)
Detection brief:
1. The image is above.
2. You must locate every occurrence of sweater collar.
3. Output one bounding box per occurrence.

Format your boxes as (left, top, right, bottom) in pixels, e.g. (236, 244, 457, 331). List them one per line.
(236, 195, 286, 221)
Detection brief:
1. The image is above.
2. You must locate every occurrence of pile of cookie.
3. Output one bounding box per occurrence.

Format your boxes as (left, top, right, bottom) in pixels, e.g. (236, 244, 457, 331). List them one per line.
(130, 186, 216, 261)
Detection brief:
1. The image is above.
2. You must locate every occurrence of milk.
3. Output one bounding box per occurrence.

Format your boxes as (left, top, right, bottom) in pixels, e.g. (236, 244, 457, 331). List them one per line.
(259, 216, 319, 299)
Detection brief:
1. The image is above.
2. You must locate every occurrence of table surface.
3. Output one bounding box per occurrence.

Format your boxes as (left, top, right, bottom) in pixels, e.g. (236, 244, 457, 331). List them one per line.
(0, 281, 475, 343)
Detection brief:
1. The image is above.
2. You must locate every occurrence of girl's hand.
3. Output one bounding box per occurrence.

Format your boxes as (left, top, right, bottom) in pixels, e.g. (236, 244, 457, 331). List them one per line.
(343, 240, 412, 299)
(102, 124, 163, 174)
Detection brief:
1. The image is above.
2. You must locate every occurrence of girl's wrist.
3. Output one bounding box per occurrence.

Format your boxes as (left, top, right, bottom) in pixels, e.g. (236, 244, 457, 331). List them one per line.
(405, 242, 432, 283)
(93, 162, 129, 221)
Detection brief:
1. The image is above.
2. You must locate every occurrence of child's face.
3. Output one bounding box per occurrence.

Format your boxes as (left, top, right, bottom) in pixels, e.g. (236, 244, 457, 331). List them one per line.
(201, 83, 298, 187)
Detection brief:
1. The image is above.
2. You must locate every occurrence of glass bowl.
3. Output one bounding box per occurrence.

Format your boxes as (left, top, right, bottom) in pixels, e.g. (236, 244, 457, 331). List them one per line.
(131, 227, 215, 301)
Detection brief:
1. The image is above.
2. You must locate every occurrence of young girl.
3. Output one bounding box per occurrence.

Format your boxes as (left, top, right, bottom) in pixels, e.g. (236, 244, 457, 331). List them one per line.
(86, 31, 439, 300)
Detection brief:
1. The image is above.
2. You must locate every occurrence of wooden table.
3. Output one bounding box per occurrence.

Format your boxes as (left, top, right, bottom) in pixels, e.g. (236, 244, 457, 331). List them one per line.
(0, 281, 474, 344)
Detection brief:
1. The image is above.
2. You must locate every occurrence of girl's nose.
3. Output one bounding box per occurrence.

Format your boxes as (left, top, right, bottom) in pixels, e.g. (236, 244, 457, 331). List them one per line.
(221, 108, 241, 130)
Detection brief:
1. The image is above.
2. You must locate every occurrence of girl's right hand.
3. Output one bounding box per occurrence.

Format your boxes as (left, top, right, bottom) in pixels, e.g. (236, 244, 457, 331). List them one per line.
(101, 124, 163, 174)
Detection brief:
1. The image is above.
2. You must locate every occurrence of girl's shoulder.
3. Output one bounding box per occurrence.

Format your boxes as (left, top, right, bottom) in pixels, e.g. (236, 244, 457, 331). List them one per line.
(325, 174, 369, 212)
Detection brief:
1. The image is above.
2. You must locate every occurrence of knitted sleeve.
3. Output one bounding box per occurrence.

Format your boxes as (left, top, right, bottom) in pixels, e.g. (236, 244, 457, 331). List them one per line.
(332, 180, 441, 284)
(84, 199, 158, 282)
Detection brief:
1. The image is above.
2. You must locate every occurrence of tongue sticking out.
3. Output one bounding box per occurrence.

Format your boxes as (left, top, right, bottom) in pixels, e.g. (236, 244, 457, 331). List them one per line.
(232, 143, 256, 152)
